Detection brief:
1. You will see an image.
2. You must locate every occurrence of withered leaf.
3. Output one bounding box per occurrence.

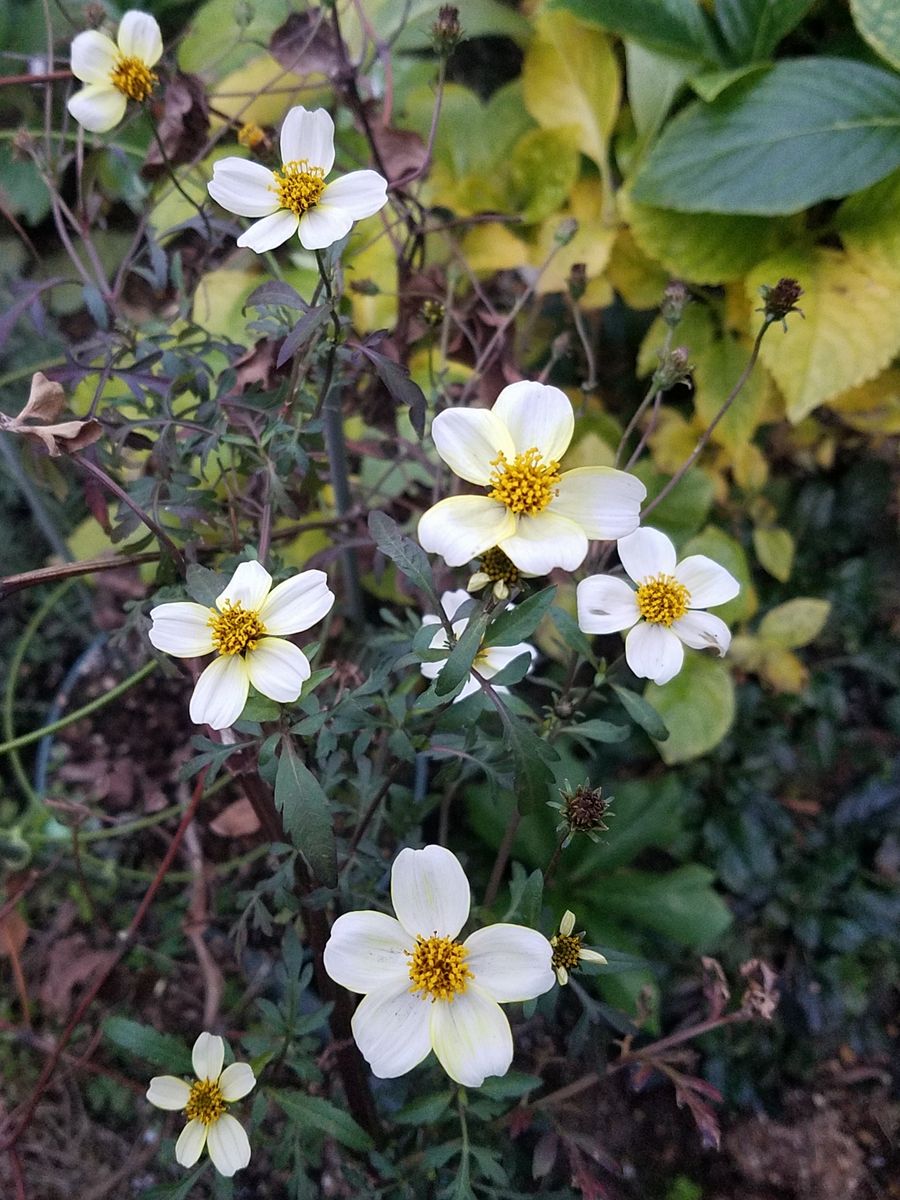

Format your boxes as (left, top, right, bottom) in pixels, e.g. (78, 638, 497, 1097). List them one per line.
(144, 73, 210, 176)
(270, 11, 343, 80)
(0, 372, 103, 457)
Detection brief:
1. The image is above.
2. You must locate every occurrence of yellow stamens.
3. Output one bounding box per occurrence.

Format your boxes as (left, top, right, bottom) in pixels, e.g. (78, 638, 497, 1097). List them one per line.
(550, 932, 582, 973)
(184, 1079, 226, 1126)
(487, 447, 561, 516)
(271, 159, 326, 216)
(237, 121, 266, 150)
(479, 546, 521, 589)
(110, 55, 157, 102)
(209, 601, 266, 656)
(635, 575, 690, 627)
(406, 935, 473, 1002)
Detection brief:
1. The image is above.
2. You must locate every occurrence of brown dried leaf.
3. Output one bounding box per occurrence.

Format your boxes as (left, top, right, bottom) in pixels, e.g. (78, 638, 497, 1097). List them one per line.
(144, 73, 210, 175)
(740, 958, 780, 1020)
(209, 797, 261, 837)
(18, 371, 66, 423)
(1, 372, 103, 456)
(369, 121, 427, 185)
(0, 908, 29, 958)
(270, 11, 343, 79)
(701, 955, 731, 1020)
(39, 933, 116, 1019)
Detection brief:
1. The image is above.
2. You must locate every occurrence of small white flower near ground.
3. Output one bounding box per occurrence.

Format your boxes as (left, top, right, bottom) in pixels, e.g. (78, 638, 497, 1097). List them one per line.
(68, 11, 163, 133)
(323, 844, 555, 1087)
(576, 526, 740, 685)
(418, 381, 646, 576)
(148, 560, 334, 730)
(550, 910, 607, 986)
(420, 589, 537, 702)
(207, 106, 389, 253)
(146, 1032, 256, 1177)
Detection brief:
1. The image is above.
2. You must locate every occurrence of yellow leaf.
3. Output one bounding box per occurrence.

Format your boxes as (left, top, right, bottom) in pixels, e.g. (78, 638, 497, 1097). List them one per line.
(759, 646, 808, 694)
(730, 441, 769, 491)
(563, 430, 615, 469)
(647, 409, 697, 476)
(192, 265, 262, 338)
(746, 245, 900, 423)
(758, 598, 830, 649)
(836, 168, 900, 280)
(345, 227, 397, 333)
(209, 55, 319, 127)
(522, 9, 620, 174)
(828, 368, 900, 435)
(753, 527, 794, 582)
(607, 228, 670, 310)
(463, 222, 530, 274)
(530, 179, 617, 295)
(691, 327, 773, 454)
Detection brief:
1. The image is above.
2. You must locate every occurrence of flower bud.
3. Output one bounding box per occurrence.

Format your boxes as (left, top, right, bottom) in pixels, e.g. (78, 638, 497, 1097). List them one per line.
(653, 345, 692, 390)
(549, 780, 611, 846)
(661, 280, 689, 326)
(567, 262, 587, 302)
(432, 6, 462, 55)
(758, 277, 804, 329)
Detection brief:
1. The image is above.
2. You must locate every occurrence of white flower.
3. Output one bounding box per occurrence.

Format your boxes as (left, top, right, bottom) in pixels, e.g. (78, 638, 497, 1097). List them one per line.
(323, 845, 555, 1087)
(67, 11, 162, 133)
(147, 1032, 256, 1177)
(550, 910, 607, 986)
(417, 381, 646, 576)
(420, 589, 536, 702)
(576, 526, 740, 686)
(148, 560, 334, 730)
(207, 106, 389, 253)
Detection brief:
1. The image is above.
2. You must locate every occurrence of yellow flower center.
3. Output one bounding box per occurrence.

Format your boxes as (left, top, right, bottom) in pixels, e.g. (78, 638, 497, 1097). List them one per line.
(184, 1079, 226, 1126)
(406, 935, 473, 1002)
(238, 121, 266, 150)
(272, 160, 326, 216)
(110, 55, 158, 102)
(487, 447, 562, 516)
(551, 932, 582, 972)
(635, 575, 690, 627)
(209, 601, 266, 656)
(479, 546, 521, 588)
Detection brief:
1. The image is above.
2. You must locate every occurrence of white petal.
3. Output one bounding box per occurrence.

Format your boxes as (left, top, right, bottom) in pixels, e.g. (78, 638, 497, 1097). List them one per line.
(216, 561, 272, 612)
(245, 637, 310, 702)
(117, 10, 163, 65)
(192, 1032, 225, 1081)
(67, 84, 126, 133)
(257, 570, 334, 635)
(463, 925, 555, 1002)
(69, 31, 117, 83)
(491, 381, 574, 461)
(324, 911, 414, 993)
(218, 1062, 256, 1102)
(207, 158, 280, 218)
(480, 643, 537, 678)
(297, 205, 354, 250)
(625, 622, 684, 685)
(321, 170, 388, 219)
(146, 1075, 191, 1111)
(674, 556, 741, 608)
(551, 467, 645, 540)
(499, 511, 588, 575)
(453, 675, 482, 702)
(579, 947, 608, 965)
(576, 575, 639, 635)
(672, 609, 732, 656)
(175, 1119, 207, 1168)
(148, 602, 215, 658)
(439, 589, 474, 622)
(391, 845, 470, 940)
(431, 408, 514, 486)
(189, 656, 249, 730)
(429, 986, 513, 1087)
(280, 105, 335, 174)
(418, 495, 516, 567)
(237, 209, 300, 253)
(560, 910, 576, 936)
(617, 527, 677, 584)
(350, 979, 432, 1078)
(206, 1113, 251, 1177)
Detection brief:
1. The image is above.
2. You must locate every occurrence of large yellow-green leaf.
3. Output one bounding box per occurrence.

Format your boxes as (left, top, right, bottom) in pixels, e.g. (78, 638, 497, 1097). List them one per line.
(689, 322, 773, 453)
(179, 0, 287, 75)
(753, 527, 794, 582)
(836, 168, 900, 279)
(530, 179, 618, 295)
(850, 0, 900, 70)
(508, 127, 581, 224)
(646, 653, 736, 765)
(746, 245, 900, 422)
(681, 526, 757, 624)
(758, 598, 830, 649)
(828, 370, 900, 436)
(522, 9, 621, 174)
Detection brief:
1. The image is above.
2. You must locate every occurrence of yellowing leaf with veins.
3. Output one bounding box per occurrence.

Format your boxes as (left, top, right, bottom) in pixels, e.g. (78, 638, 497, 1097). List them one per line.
(522, 9, 620, 174)
(531, 179, 617, 296)
(746, 245, 900, 423)
(828, 369, 900, 435)
(463, 222, 530, 274)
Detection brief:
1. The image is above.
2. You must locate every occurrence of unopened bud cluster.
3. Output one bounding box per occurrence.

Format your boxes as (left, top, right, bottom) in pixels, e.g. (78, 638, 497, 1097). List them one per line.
(432, 6, 462, 55)
(661, 280, 689, 326)
(758, 277, 804, 328)
(549, 781, 611, 847)
(654, 345, 692, 390)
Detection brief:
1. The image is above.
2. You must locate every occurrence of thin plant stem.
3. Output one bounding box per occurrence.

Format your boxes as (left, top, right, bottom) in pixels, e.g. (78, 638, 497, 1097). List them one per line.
(75, 455, 185, 570)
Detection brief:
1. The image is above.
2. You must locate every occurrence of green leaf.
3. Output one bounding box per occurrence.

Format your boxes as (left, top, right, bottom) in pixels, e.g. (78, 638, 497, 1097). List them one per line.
(681, 526, 756, 625)
(485, 586, 557, 647)
(632, 463, 715, 541)
(753, 526, 795, 582)
(645, 654, 735, 764)
(507, 718, 560, 815)
(569, 775, 686, 875)
(625, 43, 692, 146)
(485, 651, 535, 688)
(549, 605, 598, 663)
(714, 0, 814, 62)
(520, 868, 544, 928)
(565, 718, 630, 743)
(274, 1090, 374, 1152)
(611, 683, 669, 740)
(274, 739, 336, 886)
(508, 127, 581, 224)
(393, 1092, 454, 1125)
(435, 608, 491, 697)
(689, 62, 769, 101)
(477, 1072, 542, 1099)
(550, 0, 720, 61)
(184, 563, 226, 606)
(141, 1166, 207, 1200)
(850, 0, 900, 70)
(596, 865, 732, 948)
(368, 511, 437, 601)
(758, 598, 830, 648)
(104, 1017, 192, 1073)
(633, 59, 900, 215)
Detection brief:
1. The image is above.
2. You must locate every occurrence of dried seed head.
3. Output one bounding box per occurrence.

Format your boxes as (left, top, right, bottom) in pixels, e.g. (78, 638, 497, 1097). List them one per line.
(661, 280, 689, 326)
(432, 6, 462, 55)
(758, 277, 804, 329)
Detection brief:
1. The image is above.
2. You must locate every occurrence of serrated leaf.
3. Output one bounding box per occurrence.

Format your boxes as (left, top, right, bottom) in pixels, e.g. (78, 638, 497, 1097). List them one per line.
(184, 563, 226, 606)
(753, 526, 794, 582)
(633, 59, 900, 215)
(508, 126, 580, 224)
(851, 0, 900, 70)
(746, 244, 900, 422)
(645, 654, 735, 764)
(274, 1090, 373, 1152)
(368, 510, 437, 600)
(550, 0, 719, 60)
(758, 598, 830, 648)
(715, 0, 814, 62)
(358, 347, 427, 440)
(104, 1017, 193, 1073)
(274, 739, 336, 886)
(485, 586, 557, 647)
(522, 9, 621, 173)
(477, 1072, 543, 1099)
(611, 682, 669, 740)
